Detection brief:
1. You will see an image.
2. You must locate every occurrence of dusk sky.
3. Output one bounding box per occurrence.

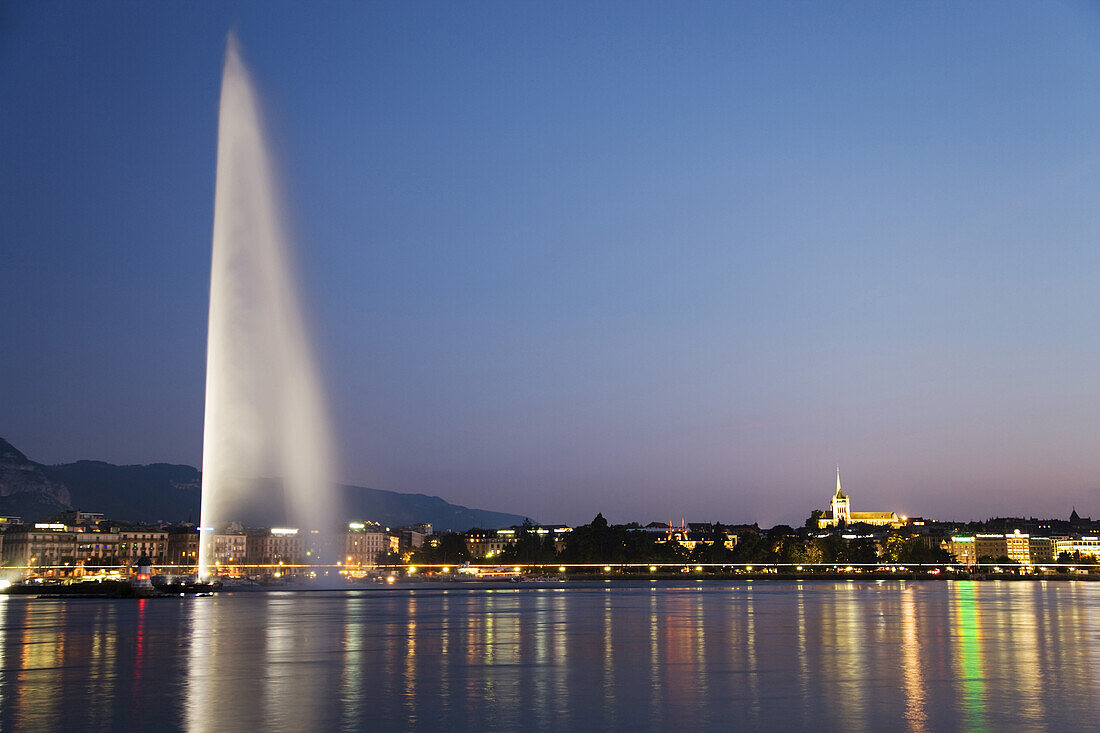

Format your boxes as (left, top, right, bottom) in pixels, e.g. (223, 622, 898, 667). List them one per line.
(4, 2, 1100, 526)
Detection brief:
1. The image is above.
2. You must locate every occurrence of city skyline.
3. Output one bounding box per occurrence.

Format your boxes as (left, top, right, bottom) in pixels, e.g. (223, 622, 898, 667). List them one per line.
(4, 2, 1100, 526)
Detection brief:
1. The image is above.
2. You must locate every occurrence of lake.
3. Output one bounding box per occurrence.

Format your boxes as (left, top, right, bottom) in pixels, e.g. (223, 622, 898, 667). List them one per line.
(1, 579, 1098, 731)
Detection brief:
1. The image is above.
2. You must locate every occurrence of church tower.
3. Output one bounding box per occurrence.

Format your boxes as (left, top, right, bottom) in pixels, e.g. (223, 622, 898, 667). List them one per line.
(831, 466, 851, 526)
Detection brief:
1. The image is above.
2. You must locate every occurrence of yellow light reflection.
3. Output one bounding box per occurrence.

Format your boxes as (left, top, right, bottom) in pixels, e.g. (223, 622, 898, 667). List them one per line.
(901, 587, 927, 731)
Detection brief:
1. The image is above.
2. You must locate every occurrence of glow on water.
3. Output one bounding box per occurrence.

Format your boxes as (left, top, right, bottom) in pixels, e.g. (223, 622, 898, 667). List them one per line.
(1, 581, 1097, 732)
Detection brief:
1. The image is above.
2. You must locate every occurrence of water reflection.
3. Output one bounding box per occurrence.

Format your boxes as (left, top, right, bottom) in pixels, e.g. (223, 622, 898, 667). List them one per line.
(952, 582, 988, 731)
(602, 589, 616, 727)
(2, 582, 1100, 731)
(185, 596, 215, 733)
(648, 588, 662, 719)
(900, 586, 927, 731)
(341, 594, 365, 727)
(744, 585, 759, 722)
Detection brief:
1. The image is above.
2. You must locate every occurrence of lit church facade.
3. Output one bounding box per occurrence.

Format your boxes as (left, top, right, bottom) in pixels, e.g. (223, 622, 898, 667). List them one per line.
(816, 468, 902, 529)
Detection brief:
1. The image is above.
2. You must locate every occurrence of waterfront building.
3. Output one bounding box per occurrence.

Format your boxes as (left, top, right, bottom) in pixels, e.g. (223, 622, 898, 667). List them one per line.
(76, 529, 120, 564)
(1029, 537, 1056, 564)
(464, 525, 572, 558)
(211, 530, 247, 565)
(397, 527, 426, 551)
(522, 525, 573, 553)
(464, 529, 514, 559)
(114, 526, 168, 564)
(1004, 530, 1031, 565)
(166, 527, 200, 568)
(1055, 536, 1100, 560)
(3, 521, 166, 572)
(816, 468, 902, 529)
(973, 530, 1031, 565)
(246, 527, 305, 564)
(345, 522, 397, 567)
(1, 524, 77, 570)
(945, 536, 977, 566)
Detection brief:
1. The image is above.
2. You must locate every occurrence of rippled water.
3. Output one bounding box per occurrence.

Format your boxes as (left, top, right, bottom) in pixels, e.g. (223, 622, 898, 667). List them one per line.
(2, 580, 1099, 731)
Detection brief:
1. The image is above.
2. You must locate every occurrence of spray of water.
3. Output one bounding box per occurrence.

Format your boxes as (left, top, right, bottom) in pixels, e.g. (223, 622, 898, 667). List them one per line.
(198, 34, 335, 578)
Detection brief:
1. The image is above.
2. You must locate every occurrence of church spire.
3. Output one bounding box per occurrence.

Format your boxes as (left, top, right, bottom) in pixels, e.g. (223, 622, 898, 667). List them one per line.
(834, 465, 846, 500)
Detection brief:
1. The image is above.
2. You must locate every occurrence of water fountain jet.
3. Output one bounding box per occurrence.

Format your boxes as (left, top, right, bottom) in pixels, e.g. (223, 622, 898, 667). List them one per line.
(198, 34, 336, 578)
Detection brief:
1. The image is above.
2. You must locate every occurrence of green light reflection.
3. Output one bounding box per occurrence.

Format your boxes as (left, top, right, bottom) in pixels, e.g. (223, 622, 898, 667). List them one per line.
(952, 583, 988, 733)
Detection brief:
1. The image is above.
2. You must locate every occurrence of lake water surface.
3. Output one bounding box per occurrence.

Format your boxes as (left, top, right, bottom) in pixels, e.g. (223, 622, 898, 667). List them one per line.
(2, 580, 1099, 731)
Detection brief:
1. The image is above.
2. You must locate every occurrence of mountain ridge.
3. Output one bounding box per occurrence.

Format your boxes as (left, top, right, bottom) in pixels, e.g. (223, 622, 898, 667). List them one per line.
(0, 438, 529, 531)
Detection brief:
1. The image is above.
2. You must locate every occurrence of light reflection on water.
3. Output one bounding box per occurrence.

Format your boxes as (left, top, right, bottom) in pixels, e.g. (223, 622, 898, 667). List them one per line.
(2, 581, 1100, 731)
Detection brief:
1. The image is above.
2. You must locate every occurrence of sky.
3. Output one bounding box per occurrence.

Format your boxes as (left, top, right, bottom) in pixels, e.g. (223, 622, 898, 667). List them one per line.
(3, 1, 1100, 527)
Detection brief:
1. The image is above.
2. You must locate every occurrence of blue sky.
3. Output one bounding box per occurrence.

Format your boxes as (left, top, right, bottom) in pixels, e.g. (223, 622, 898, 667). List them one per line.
(4, 1, 1100, 525)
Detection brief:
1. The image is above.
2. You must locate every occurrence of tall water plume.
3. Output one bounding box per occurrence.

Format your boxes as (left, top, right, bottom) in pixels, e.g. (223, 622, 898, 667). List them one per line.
(199, 34, 335, 578)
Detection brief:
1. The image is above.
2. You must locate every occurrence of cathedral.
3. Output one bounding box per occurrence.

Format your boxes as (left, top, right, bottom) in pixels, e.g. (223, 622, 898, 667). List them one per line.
(816, 468, 902, 529)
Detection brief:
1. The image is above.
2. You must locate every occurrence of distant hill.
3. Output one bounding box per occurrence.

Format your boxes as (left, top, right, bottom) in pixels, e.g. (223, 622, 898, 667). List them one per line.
(0, 438, 71, 519)
(340, 483, 529, 532)
(0, 437, 529, 531)
(42, 459, 201, 524)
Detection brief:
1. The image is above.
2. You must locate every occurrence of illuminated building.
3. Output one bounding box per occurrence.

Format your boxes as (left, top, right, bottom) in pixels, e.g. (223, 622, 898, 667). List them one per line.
(668, 523, 698, 551)
(971, 531, 1031, 564)
(3, 521, 166, 572)
(1, 525, 77, 569)
(647, 520, 704, 551)
(345, 521, 397, 567)
(114, 527, 168, 564)
(945, 536, 977, 566)
(1055, 537, 1100, 560)
(76, 529, 119, 563)
(166, 528, 200, 568)
(1028, 537, 1056, 564)
(464, 529, 514, 558)
(246, 527, 305, 564)
(816, 468, 902, 529)
(464, 526, 572, 558)
(211, 530, 247, 564)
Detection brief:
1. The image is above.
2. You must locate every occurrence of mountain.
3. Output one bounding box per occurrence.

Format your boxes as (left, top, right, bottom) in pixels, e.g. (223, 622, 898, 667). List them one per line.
(0, 438, 529, 531)
(42, 459, 201, 523)
(0, 438, 71, 519)
(340, 483, 528, 531)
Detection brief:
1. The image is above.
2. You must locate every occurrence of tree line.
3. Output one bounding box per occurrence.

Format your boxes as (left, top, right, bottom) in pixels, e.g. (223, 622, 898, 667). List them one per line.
(407, 514, 950, 566)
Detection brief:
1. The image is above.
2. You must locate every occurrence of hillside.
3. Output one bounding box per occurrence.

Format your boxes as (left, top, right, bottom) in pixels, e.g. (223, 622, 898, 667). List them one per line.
(0, 438, 529, 531)
(0, 438, 71, 519)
